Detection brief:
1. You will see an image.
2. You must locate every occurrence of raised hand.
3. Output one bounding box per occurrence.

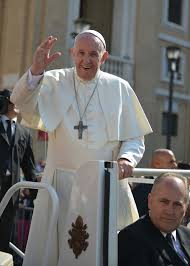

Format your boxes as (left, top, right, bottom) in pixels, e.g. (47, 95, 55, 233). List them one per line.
(30, 36, 62, 75)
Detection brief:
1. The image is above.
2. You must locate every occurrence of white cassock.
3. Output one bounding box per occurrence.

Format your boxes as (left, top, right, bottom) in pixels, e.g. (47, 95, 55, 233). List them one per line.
(11, 68, 152, 266)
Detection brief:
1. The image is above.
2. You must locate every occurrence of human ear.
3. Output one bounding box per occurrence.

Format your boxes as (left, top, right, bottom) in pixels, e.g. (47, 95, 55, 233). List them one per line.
(100, 51, 109, 64)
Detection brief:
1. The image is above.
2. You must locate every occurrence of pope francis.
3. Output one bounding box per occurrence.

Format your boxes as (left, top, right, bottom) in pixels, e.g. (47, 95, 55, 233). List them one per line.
(11, 30, 152, 266)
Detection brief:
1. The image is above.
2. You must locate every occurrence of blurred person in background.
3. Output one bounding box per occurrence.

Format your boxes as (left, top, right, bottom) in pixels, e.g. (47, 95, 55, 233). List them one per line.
(0, 89, 36, 253)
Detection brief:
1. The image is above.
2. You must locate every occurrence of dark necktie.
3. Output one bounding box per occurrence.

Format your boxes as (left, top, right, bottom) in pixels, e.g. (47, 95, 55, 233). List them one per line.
(166, 233, 189, 265)
(6, 120, 12, 143)
(166, 233, 175, 247)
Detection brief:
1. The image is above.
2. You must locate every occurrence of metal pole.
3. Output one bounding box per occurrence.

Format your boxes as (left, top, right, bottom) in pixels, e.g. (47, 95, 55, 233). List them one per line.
(166, 69, 174, 149)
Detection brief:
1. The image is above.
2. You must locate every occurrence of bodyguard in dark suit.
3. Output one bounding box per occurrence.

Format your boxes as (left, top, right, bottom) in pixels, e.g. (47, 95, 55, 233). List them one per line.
(0, 89, 36, 252)
(118, 172, 190, 266)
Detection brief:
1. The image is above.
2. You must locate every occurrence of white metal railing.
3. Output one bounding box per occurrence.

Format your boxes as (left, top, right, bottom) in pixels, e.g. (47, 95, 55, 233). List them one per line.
(0, 181, 59, 266)
(9, 242, 25, 259)
(128, 168, 190, 184)
(101, 55, 134, 83)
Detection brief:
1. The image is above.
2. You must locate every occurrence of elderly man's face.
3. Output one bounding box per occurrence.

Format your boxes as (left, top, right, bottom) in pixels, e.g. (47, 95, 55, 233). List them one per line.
(71, 35, 108, 81)
(148, 177, 188, 233)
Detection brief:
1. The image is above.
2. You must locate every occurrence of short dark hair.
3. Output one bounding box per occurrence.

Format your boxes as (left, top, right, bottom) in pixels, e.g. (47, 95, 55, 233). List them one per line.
(0, 89, 12, 115)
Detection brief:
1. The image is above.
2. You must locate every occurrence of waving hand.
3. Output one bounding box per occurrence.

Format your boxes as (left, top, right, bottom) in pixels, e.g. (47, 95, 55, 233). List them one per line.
(30, 36, 62, 75)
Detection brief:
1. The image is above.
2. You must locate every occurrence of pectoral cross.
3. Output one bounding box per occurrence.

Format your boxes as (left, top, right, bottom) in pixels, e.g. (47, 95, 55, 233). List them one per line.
(74, 120, 88, 139)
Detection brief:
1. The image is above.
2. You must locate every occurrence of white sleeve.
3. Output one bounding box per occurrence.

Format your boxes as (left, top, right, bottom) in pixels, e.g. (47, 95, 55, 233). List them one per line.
(28, 69, 44, 89)
(117, 136, 145, 167)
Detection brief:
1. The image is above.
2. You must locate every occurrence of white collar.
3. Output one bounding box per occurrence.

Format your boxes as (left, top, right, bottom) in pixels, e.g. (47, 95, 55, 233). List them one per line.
(1, 115, 17, 123)
(161, 230, 177, 241)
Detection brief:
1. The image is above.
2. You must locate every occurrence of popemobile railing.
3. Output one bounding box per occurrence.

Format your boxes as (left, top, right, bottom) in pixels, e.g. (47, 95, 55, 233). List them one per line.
(129, 168, 190, 184)
(0, 168, 190, 264)
(0, 181, 59, 266)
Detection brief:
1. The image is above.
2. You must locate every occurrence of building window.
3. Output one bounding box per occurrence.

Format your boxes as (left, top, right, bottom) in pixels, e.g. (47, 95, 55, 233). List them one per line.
(161, 47, 185, 85)
(162, 0, 189, 31)
(162, 112, 178, 136)
(168, 0, 182, 25)
(79, 0, 87, 18)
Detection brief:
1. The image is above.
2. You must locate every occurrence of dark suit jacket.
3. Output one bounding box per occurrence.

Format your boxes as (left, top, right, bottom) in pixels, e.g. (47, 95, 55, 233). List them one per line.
(0, 118, 36, 204)
(118, 215, 190, 266)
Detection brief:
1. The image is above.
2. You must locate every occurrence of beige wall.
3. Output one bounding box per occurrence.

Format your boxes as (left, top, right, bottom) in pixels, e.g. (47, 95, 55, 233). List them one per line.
(0, 0, 35, 89)
(134, 1, 162, 165)
(40, 0, 69, 69)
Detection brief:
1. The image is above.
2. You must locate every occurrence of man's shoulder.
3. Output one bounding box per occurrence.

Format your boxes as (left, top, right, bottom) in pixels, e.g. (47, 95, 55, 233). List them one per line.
(119, 215, 164, 248)
(119, 215, 146, 235)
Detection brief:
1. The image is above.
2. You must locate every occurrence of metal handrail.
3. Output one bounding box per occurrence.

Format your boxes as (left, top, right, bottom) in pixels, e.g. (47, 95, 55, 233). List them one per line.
(127, 168, 190, 184)
(133, 168, 190, 176)
(0, 181, 59, 266)
(9, 242, 25, 259)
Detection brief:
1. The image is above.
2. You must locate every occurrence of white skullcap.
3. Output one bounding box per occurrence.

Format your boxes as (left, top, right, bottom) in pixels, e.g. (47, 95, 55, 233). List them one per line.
(76, 30, 106, 49)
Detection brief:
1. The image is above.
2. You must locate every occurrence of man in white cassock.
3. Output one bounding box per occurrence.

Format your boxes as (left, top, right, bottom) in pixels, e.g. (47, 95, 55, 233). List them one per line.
(11, 30, 152, 266)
